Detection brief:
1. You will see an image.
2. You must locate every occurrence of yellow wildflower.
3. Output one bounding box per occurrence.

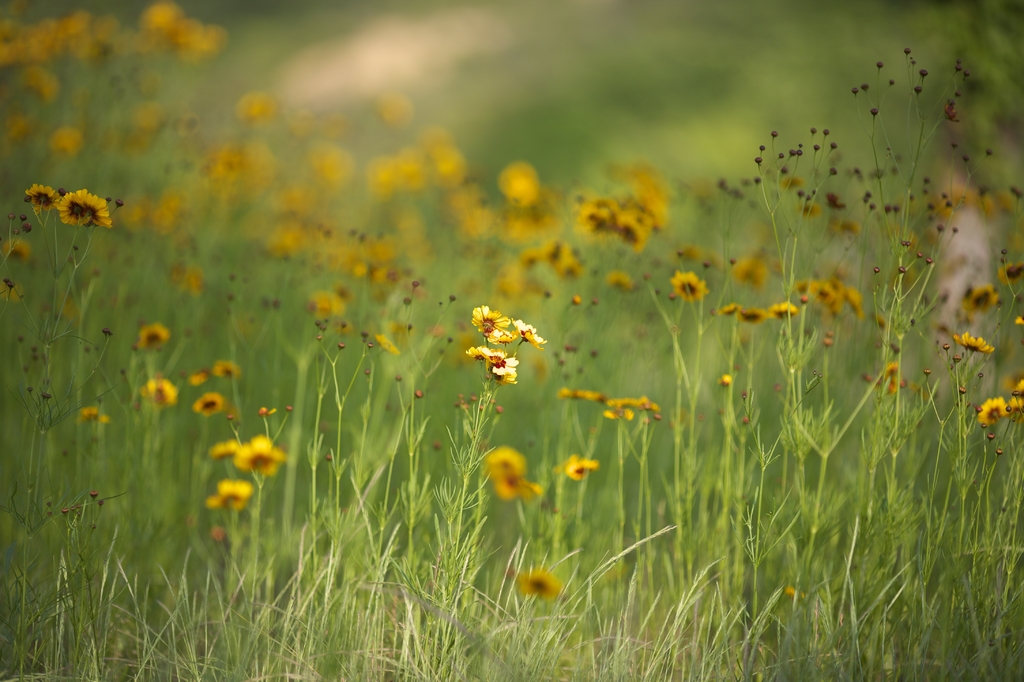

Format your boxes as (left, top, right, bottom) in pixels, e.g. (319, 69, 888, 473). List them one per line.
(953, 332, 995, 354)
(517, 569, 562, 599)
(561, 454, 600, 481)
(212, 360, 241, 378)
(606, 270, 634, 291)
(513, 320, 546, 350)
(205, 479, 254, 511)
(375, 334, 400, 355)
(768, 302, 799, 319)
(57, 189, 112, 228)
(977, 397, 1009, 427)
(719, 374, 732, 386)
(50, 127, 83, 157)
(962, 284, 999, 315)
(189, 369, 211, 386)
(209, 440, 240, 460)
(25, 184, 59, 213)
(192, 392, 226, 416)
(140, 376, 178, 408)
(732, 256, 768, 289)
(670, 271, 709, 302)
(77, 407, 110, 424)
(137, 322, 170, 349)
(471, 305, 512, 337)
(233, 435, 287, 476)
(499, 161, 540, 207)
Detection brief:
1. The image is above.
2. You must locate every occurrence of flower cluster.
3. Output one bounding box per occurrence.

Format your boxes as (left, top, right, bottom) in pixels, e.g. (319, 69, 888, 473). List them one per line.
(466, 305, 546, 386)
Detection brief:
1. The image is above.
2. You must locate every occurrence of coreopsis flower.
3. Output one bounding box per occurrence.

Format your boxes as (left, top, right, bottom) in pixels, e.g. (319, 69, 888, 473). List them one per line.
(189, 369, 211, 386)
(235, 91, 278, 126)
(718, 374, 733, 387)
(603, 408, 635, 421)
(953, 332, 995, 354)
(977, 397, 1009, 427)
(717, 303, 741, 316)
(471, 305, 512, 337)
(499, 162, 540, 207)
(882, 362, 900, 394)
(606, 396, 660, 412)
(25, 184, 59, 213)
(557, 388, 608, 403)
(486, 327, 519, 345)
(486, 446, 542, 501)
(192, 392, 226, 416)
(517, 569, 562, 599)
(732, 257, 768, 290)
(962, 284, 999, 315)
(209, 440, 240, 460)
(205, 479, 254, 511)
(998, 263, 1024, 285)
(1016, 316, 1024, 325)
(468, 346, 520, 385)
(670, 271, 709, 302)
(561, 454, 600, 481)
(212, 360, 241, 378)
(50, 127, 83, 157)
(513, 320, 546, 350)
(137, 322, 171, 349)
(606, 270, 634, 291)
(140, 376, 178, 408)
(738, 308, 769, 324)
(768, 302, 799, 319)
(375, 334, 400, 355)
(309, 290, 345, 317)
(233, 435, 287, 476)
(77, 406, 110, 424)
(57, 189, 112, 228)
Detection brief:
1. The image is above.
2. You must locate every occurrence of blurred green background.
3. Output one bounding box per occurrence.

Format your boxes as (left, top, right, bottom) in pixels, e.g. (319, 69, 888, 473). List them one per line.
(42, 0, 987, 185)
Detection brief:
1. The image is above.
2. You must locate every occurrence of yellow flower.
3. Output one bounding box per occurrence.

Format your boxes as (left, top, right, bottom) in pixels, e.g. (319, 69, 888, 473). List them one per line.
(517, 569, 562, 599)
(718, 374, 732, 386)
(77, 406, 110, 424)
(375, 334, 400, 355)
(233, 435, 287, 476)
(606, 270, 634, 291)
(4, 241, 31, 261)
(309, 290, 345, 317)
(717, 303, 741, 316)
(998, 263, 1024, 285)
(486, 446, 542, 500)
(977, 397, 1009, 427)
(1016, 316, 1024, 325)
(513, 320, 546, 350)
(235, 91, 278, 126)
(487, 327, 519, 345)
(670, 271, 709, 302)
(189, 369, 211, 386)
(603, 408, 635, 421)
(732, 257, 768, 290)
(205, 479, 254, 511)
(140, 376, 178, 408)
(767, 302, 799, 319)
(209, 440, 240, 460)
(137, 322, 171, 349)
(466, 346, 519, 385)
(606, 396, 660, 412)
(962, 284, 999, 315)
(953, 332, 995, 354)
(471, 305, 512, 337)
(557, 388, 608, 403)
(561, 454, 600, 481)
(499, 162, 540, 207)
(738, 308, 769, 324)
(50, 127, 83, 157)
(212, 360, 241, 378)
(192, 392, 226, 416)
(25, 184, 59, 213)
(57, 189, 112, 228)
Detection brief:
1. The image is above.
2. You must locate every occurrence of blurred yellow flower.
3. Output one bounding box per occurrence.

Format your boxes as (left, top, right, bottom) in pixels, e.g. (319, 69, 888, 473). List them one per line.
(485, 446, 542, 500)
(732, 256, 768, 289)
(977, 397, 1008, 427)
(375, 92, 413, 127)
(603, 408, 635, 421)
(209, 440, 240, 460)
(309, 290, 345, 317)
(517, 569, 562, 599)
(4, 240, 31, 261)
(999, 263, 1024, 285)
(235, 91, 278, 126)
(192, 392, 226, 416)
(718, 374, 733, 386)
(375, 334, 400, 355)
(137, 322, 171, 349)
(738, 308, 769, 324)
(768, 302, 799, 319)
(233, 435, 287, 476)
(212, 360, 241, 379)
(606, 270, 634, 291)
(499, 162, 540, 207)
(189, 368, 210, 386)
(77, 406, 110, 424)
(49, 126, 83, 156)
(962, 284, 999, 315)
(205, 479, 254, 511)
(561, 454, 600, 481)
(140, 376, 178, 408)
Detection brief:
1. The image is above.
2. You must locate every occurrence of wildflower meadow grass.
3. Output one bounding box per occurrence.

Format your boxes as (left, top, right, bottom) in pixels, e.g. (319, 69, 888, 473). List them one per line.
(3, 3, 1024, 680)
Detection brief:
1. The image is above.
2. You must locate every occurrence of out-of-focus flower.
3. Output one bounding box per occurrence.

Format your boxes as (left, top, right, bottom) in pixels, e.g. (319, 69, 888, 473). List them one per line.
(670, 271, 709, 302)
(205, 479, 254, 511)
(137, 322, 170, 349)
(140, 375, 178, 408)
(233, 435, 287, 476)
(517, 569, 562, 599)
(192, 391, 226, 416)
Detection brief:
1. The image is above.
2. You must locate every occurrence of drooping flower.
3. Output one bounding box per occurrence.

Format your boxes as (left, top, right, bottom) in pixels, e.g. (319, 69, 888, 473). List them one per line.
(137, 322, 171, 349)
(561, 454, 600, 481)
(517, 569, 562, 599)
(192, 392, 226, 416)
(953, 332, 995, 354)
(57, 189, 112, 228)
(513, 320, 546, 350)
(25, 184, 59, 213)
(977, 397, 1009, 427)
(140, 376, 178, 408)
(205, 479, 254, 511)
(670, 271, 709, 302)
(233, 435, 287, 476)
